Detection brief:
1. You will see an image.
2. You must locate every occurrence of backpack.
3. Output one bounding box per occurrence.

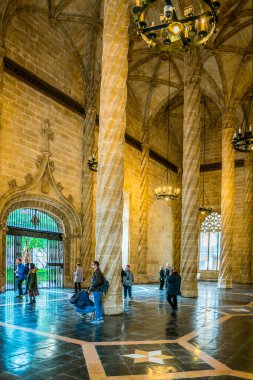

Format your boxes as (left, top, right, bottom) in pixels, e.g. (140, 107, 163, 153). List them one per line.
(70, 292, 79, 304)
(100, 275, 110, 294)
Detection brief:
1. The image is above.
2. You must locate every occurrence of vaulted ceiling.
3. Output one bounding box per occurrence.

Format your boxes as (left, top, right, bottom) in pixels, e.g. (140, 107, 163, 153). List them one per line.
(0, 0, 252, 157)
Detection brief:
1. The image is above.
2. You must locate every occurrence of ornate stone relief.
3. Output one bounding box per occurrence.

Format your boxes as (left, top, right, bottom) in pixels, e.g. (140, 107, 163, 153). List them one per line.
(0, 120, 82, 291)
(2, 119, 74, 207)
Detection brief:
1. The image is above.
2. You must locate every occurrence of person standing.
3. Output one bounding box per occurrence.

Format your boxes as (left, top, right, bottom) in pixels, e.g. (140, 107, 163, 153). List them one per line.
(15, 258, 25, 299)
(27, 263, 39, 305)
(73, 263, 84, 293)
(165, 263, 171, 288)
(24, 258, 30, 295)
(166, 266, 181, 315)
(123, 265, 134, 300)
(88, 261, 104, 324)
(159, 266, 165, 290)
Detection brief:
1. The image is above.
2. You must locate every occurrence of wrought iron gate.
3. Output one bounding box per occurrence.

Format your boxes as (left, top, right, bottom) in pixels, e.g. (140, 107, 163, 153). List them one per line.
(6, 208, 64, 290)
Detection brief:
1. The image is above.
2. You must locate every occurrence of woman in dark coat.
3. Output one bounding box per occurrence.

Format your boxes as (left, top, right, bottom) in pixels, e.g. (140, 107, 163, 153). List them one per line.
(166, 267, 181, 313)
(27, 263, 39, 305)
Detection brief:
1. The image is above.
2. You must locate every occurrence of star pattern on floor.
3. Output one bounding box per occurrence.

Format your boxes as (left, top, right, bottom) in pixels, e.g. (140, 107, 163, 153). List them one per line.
(123, 349, 174, 364)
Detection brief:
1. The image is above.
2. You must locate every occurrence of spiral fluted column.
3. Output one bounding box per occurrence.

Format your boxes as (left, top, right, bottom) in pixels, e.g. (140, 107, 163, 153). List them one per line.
(95, 0, 129, 315)
(241, 157, 253, 283)
(173, 168, 182, 271)
(0, 47, 4, 120)
(218, 113, 235, 288)
(81, 105, 96, 280)
(0, 48, 4, 291)
(137, 142, 149, 283)
(180, 48, 201, 297)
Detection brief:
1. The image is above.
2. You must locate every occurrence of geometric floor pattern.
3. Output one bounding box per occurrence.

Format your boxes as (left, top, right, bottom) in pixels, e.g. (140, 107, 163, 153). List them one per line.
(0, 282, 253, 379)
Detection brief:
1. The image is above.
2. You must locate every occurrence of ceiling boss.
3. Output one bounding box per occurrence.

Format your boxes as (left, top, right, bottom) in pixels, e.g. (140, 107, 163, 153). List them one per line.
(132, 0, 221, 51)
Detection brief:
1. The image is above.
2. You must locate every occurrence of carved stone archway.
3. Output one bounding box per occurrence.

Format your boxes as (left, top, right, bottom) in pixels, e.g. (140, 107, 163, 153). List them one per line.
(0, 194, 81, 292)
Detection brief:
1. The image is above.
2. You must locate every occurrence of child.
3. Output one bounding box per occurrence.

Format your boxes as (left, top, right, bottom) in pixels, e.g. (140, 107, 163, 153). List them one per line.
(27, 263, 39, 305)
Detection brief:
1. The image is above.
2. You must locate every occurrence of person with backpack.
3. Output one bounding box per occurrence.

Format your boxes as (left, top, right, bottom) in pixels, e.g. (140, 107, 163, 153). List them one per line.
(122, 265, 134, 300)
(88, 261, 104, 324)
(70, 290, 95, 320)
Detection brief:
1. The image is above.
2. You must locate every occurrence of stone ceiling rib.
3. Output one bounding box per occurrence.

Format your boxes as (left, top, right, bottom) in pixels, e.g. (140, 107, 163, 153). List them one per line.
(54, 0, 73, 18)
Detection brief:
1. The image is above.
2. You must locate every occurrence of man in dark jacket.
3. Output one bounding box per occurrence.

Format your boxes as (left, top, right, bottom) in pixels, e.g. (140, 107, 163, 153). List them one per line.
(166, 266, 181, 314)
(88, 261, 104, 324)
(159, 266, 165, 290)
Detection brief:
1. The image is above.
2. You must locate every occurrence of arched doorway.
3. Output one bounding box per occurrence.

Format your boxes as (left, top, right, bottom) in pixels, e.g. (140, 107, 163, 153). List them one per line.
(6, 208, 64, 290)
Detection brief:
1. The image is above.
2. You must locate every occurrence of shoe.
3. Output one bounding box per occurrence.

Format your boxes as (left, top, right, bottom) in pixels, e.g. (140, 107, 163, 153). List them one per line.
(18, 295, 23, 299)
(91, 319, 101, 324)
(130, 297, 133, 300)
(76, 312, 86, 319)
(98, 319, 104, 323)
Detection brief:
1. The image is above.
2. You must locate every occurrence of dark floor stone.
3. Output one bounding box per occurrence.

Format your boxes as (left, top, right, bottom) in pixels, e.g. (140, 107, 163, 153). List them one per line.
(0, 283, 252, 379)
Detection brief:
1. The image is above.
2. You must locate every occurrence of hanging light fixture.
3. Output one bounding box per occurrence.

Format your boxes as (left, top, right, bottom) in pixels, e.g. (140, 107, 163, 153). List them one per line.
(31, 209, 40, 227)
(232, 91, 253, 152)
(155, 56, 179, 201)
(199, 99, 212, 214)
(88, 153, 98, 172)
(132, 0, 220, 51)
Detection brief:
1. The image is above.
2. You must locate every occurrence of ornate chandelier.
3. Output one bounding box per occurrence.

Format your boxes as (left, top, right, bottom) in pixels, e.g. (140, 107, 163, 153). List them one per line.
(232, 92, 253, 152)
(155, 57, 179, 201)
(132, 0, 220, 51)
(199, 99, 212, 214)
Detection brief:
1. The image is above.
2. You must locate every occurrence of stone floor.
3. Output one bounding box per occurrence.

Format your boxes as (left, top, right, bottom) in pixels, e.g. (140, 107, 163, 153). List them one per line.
(0, 282, 253, 380)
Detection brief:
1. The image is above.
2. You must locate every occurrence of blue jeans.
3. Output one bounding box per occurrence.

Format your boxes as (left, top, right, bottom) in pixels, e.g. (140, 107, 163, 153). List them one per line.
(93, 291, 103, 320)
(123, 285, 132, 299)
(17, 278, 24, 296)
(76, 306, 95, 315)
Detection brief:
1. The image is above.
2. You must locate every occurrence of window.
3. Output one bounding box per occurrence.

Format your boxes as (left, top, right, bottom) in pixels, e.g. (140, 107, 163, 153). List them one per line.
(199, 212, 221, 270)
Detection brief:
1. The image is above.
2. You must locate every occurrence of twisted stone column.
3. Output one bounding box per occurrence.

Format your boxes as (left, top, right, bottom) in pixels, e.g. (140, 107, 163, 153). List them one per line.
(218, 113, 235, 288)
(181, 48, 201, 297)
(137, 141, 149, 283)
(81, 105, 96, 280)
(0, 47, 4, 122)
(173, 168, 182, 271)
(0, 48, 4, 292)
(241, 158, 253, 283)
(95, 0, 129, 315)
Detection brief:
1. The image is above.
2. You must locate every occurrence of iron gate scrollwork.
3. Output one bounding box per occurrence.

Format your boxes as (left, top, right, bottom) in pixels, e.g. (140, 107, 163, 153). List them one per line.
(6, 208, 64, 290)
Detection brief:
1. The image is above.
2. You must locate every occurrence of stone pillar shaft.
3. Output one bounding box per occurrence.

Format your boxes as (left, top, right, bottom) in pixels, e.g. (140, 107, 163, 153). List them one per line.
(95, 0, 129, 315)
(173, 169, 182, 271)
(81, 106, 96, 279)
(0, 47, 4, 291)
(218, 113, 235, 288)
(181, 49, 201, 297)
(137, 142, 149, 283)
(241, 158, 253, 283)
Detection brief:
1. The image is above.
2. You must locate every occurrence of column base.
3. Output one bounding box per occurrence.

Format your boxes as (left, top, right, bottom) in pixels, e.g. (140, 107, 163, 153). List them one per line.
(218, 278, 232, 288)
(103, 297, 123, 315)
(181, 288, 198, 298)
